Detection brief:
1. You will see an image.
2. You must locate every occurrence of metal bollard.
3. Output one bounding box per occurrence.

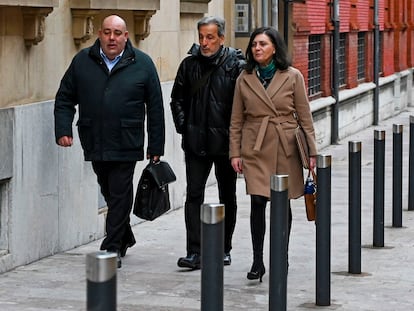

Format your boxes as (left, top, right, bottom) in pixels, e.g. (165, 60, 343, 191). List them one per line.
(316, 155, 331, 307)
(269, 175, 289, 311)
(409, 116, 414, 211)
(86, 252, 117, 311)
(201, 203, 224, 311)
(373, 130, 385, 247)
(348, 141, 361, 274)
(393, 124, 403, 227)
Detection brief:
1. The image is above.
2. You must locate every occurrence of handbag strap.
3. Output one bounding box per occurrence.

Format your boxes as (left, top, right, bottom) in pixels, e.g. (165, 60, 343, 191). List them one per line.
(308, 168, 317, 184)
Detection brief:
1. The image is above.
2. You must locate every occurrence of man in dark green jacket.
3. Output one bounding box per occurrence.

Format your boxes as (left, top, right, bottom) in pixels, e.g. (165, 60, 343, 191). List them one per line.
(54, 15, 165, 268)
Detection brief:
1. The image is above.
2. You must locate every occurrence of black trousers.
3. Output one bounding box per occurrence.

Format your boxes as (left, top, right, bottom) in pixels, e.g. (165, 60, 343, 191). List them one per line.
(184, 152, 237, 255)
(92, 161, 137, 252)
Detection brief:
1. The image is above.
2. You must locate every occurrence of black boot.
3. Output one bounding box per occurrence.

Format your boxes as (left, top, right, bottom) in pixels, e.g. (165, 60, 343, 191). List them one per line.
(247, 195, 267, 282)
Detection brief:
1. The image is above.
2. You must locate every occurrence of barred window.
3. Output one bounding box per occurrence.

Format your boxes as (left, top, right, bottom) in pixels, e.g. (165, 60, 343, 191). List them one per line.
(357, 32, 366, 81)
(339, 33, 346, 86)
(308, 35, 321, 97)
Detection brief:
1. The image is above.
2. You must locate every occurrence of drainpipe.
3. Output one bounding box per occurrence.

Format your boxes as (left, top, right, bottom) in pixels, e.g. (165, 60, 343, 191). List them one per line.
(332, 0, 340, 144)
(271, 0, 279, 30)
(373, 0, 380, 125)
(263, 0, 269, 26)
(283, 0, 289, 45)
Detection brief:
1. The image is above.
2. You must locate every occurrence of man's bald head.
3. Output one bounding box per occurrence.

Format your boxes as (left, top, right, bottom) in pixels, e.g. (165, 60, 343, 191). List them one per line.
(98, 15, 129, 60)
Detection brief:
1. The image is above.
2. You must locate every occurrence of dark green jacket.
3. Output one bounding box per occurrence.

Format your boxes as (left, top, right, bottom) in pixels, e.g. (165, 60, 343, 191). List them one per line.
(54, 39, 165, 161)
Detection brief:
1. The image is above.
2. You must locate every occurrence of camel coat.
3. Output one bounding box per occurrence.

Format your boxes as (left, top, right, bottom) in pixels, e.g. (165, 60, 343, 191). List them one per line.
(229, 67, 317, 199)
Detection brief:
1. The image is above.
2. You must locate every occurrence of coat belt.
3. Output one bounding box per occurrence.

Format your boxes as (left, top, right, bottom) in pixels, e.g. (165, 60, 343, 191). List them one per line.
(249, 114, 296, 155)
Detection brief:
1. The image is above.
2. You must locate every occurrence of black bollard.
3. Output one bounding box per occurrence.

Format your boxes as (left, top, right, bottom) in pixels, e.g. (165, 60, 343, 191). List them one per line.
(269, 175, 289, 311)
(373, 130, 385, 247)
(392, 124, 403, 227)
(201, 203, 224, 311)
(348, 141, 361, 274)
(409, 116, 414, 211)
(316, 155, 331, 307)
(86, 252, 117, 311)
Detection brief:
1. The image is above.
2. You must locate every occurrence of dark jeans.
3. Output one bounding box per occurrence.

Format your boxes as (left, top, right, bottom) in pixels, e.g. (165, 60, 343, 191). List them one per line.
(92, 161, 137, 252)
(184, 152, 237, 255)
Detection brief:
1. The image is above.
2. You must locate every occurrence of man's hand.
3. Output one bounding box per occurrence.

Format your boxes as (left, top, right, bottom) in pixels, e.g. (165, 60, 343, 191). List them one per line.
(57, 136, 73, 147)
(147, 154, 161, 162)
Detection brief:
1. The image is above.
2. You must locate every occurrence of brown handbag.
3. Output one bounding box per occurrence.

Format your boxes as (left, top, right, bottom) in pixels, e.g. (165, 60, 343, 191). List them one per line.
(304, 168, 317, 221)
(295, 125, 310, 169)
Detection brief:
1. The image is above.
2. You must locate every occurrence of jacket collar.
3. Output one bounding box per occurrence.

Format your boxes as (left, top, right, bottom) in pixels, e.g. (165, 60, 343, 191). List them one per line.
(187, 43, 227, 66)
(89, 39, 135, 62)
(243, 68, 290, 115)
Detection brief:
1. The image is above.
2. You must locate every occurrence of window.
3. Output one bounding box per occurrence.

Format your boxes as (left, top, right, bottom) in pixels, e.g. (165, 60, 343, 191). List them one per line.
(357, 32, 366, 81)
(338, 33, 346, 86)
(308, 35, 322, 97)
(235, 0, 251, 37)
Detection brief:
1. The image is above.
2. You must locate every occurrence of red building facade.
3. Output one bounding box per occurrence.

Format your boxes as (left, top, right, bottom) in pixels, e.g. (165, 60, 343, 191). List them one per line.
(291, 0, 414, 100)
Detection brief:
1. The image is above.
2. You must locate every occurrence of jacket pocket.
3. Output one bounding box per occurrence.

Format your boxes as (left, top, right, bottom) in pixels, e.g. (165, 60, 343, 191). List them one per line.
(76, 118, 94, 151)
(184, 124, 206, 156)
(120, 119, 143, 149)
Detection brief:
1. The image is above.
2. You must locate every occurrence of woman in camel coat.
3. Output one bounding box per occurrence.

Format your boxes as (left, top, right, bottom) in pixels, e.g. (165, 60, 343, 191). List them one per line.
(229, 27, 317, 282)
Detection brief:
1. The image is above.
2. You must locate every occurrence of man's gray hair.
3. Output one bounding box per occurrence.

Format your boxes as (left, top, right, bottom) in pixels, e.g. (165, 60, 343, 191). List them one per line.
(197, 16, 225, 37)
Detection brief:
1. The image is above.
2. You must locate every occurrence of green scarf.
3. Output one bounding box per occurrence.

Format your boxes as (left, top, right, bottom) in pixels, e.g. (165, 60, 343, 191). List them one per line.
(257, 60, 276, 88)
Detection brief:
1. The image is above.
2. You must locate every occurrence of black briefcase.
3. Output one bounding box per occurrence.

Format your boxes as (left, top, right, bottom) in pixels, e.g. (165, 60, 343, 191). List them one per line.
(133, 161, 176, 221)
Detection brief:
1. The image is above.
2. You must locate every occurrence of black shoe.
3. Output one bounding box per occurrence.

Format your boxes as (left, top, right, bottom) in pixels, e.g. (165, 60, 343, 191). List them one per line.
(177, 253, 201, 270)
(120, 241, 135, 258)
(224, 252, 231, 266)
(247, 261, 265, 282)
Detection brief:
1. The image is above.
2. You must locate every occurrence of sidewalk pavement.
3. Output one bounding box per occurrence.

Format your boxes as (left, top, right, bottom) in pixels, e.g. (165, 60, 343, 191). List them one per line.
(1, 108, 414, 311)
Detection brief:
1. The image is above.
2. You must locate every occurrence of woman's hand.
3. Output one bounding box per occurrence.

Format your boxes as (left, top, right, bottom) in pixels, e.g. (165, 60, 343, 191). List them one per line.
(231, 157, 243, 174)
(309, 156, 316, 170)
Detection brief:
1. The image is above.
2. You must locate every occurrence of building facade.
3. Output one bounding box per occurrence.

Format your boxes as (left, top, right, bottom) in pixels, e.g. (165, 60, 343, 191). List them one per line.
(270, 0, 414, 146)
(0, 0, 413, 272)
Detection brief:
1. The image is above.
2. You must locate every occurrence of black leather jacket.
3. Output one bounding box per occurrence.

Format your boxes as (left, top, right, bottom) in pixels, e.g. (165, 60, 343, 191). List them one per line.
(170, 44, 245, 156)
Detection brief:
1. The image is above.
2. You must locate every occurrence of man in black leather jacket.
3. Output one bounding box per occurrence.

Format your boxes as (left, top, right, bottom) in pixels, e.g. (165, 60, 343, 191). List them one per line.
(170, 16, 245, 269)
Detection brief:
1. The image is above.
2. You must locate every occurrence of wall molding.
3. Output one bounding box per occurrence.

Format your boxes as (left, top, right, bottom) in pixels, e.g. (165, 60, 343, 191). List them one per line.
(69, 0, 160, 44)
(0, 2, 58, 47)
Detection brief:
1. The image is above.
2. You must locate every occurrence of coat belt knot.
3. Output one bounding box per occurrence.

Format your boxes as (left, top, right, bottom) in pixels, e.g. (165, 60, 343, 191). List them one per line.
(253, 114, 295, 157)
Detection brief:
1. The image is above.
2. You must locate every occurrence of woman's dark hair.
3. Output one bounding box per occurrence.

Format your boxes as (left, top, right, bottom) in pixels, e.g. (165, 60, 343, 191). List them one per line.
(245, 27, 291, 73)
